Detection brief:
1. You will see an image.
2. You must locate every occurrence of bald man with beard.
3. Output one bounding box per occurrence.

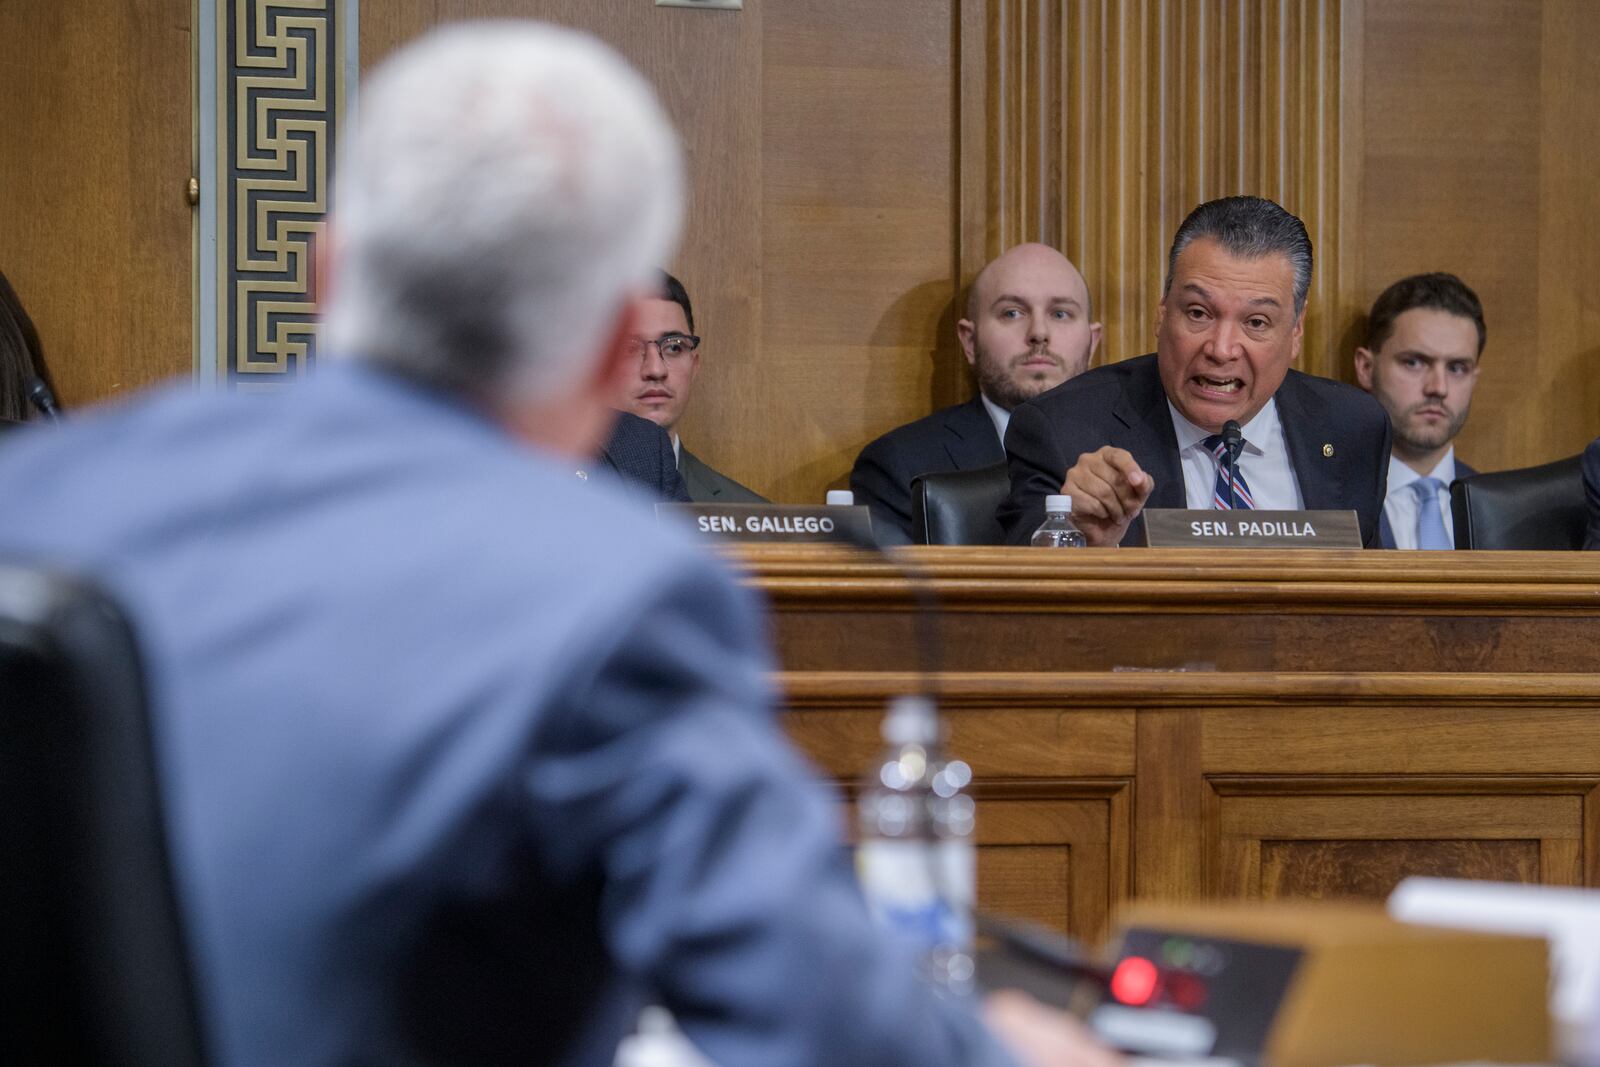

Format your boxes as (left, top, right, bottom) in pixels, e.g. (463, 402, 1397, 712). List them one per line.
(851, 244, 1102, 544)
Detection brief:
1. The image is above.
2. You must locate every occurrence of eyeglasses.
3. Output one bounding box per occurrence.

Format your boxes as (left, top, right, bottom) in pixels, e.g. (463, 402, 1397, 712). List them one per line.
(625, 333, 701, 363)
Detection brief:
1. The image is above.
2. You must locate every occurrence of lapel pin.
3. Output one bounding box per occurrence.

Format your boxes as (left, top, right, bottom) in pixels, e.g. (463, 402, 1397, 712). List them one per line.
(1322, 443, 1334, 458)
(575, 469, 590, 481)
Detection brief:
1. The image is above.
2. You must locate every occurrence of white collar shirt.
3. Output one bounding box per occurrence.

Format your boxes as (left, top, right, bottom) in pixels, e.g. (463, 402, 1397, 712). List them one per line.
(1382, 448, 1457, 549)
(1167, 397, 1304, 511)
(979, 392, 1011, 450)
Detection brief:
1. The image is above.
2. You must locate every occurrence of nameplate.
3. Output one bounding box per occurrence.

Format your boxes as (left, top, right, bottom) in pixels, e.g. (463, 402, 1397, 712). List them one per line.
(1141, 509, 1362, 548)
(657, 503, 875, 544)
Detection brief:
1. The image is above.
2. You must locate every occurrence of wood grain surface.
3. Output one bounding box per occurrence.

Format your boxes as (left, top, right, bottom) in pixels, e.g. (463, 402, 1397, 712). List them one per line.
(762, 547, 1600, 935)
(0, 0, 193, 407)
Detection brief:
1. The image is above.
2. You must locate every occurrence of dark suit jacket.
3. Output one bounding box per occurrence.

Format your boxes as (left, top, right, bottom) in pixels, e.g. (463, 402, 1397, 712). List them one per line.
(850, 397, 1005, 545)
(999, 353, 1393, 547)
(680, 446, 767, 504)
(1376, 457, 1478, 549)
(1583, 438, 1600, 550)
(601, 411, 690, 502)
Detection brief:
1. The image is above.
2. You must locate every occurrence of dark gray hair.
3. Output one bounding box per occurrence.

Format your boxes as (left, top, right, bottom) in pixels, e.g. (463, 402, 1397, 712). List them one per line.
(1164, 196, 1313, 314)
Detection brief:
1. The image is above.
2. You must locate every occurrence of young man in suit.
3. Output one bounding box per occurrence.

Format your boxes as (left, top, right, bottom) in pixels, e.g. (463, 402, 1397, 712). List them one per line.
(1353, 273, 1486, 549)
(615, 271, 766, 503)
(851, 243, 1101, 543)
(999, 195, 1392, 547)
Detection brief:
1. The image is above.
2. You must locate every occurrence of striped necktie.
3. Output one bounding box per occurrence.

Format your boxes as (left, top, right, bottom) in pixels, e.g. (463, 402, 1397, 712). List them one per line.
(1202, 434, 1254, 510)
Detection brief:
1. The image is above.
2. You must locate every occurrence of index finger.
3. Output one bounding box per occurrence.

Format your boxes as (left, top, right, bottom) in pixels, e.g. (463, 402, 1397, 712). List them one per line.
(1100, 448, 1152, 494)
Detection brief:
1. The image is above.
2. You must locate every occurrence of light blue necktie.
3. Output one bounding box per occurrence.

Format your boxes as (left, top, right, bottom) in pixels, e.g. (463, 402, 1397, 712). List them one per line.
(1412, 477, 1451, 549)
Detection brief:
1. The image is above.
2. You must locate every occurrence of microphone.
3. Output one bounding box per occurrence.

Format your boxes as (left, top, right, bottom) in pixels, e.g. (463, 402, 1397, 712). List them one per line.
(26, 378, 62, 423)
(1221, 419, 1243, 509)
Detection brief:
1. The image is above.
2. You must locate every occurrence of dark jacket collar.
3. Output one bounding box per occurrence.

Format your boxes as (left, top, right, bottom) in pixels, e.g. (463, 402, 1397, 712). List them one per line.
(941, 395, 1007, 469)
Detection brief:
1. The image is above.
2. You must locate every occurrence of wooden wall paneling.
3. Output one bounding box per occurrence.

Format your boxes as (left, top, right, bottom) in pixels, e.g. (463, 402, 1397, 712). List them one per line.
(1539, 1, 1600, 464)
(976, 782, 1130, 943)
(1212, 783, 1588, 899)
(967, 1, 1348, 374)
(783, 688, 1134, 939)
(0, 0, 193, 407)
(1134, 709, 1210, 902)
(757, 2, 959, 503)
(777, 666, 1600, 906)
(1358, 0, 1552, 472)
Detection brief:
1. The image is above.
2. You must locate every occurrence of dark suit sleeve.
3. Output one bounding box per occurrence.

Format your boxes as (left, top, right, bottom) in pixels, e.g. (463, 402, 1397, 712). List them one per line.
(849, 437, 914, 547)
(1584, 439, 1600, 550)
(997, 401, 1067, 545)
(1364, 411, 1393, 549)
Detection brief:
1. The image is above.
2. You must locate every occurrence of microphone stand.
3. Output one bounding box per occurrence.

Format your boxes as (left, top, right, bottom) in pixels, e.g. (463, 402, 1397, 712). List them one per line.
(1222, 419, 1244, 510)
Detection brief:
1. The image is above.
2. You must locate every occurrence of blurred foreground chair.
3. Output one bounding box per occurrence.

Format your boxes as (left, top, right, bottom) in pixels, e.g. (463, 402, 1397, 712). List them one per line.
(911, 463, 1010, 545)
(0, 564, 207, 1065)
(1450, 455, 1586, 550)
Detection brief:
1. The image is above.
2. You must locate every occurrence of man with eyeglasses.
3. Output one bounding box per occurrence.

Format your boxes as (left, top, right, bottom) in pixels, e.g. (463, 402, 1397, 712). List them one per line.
(616, 272, 767, 503)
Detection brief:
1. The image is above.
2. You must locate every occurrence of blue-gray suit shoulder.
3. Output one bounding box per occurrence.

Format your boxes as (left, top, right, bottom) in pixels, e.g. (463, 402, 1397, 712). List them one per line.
(999, 353, 1392, 546)
(850, 396, 1004, 545)
(0, 364, 1015, 1067)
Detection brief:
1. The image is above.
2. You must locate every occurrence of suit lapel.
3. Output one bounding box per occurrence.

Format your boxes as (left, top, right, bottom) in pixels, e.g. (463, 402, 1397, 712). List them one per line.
(942, 397, 1007, 469)
(1378, 508, 1397, 549)
(1275, 372, 1343, 511)
(1118, 362, 1186, 509)
(679, 449, 719, 500)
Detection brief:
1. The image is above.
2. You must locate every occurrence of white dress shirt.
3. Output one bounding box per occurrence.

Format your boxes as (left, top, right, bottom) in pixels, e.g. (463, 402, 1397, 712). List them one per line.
(1382, 449, 1457, 549)
(1167, 398, 1305, 511)
(980, 392, 1011, 449)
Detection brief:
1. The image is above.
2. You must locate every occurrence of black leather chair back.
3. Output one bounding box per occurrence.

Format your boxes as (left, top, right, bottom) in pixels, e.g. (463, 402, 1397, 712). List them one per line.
(0, 565, 208, 1065)
(1450, 455, 1586, 549)
(911, 463, 1010, 545)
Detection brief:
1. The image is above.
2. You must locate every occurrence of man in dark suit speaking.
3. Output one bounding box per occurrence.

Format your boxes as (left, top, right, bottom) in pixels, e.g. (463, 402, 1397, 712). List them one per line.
(999, 196, 1391, 547)
(852, 244, 1101, 543)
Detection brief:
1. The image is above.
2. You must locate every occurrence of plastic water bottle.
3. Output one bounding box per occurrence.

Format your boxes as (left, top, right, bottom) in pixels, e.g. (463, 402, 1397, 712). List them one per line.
(826, 489, 855, 506)
(1030, 493, 1087, 547)
(856, 695, 976, 994)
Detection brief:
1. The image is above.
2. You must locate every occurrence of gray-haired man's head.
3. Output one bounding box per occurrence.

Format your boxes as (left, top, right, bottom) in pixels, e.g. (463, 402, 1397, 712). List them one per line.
(324, 22, 683, 410)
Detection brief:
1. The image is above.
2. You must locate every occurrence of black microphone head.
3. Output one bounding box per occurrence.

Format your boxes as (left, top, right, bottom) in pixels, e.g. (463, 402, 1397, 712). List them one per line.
(1222, 419, 1243, 460)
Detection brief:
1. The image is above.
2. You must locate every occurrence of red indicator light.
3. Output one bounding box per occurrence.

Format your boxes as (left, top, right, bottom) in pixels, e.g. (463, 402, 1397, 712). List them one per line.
(1167, 972, 1208, 1011)
(1110, 956, 1160, 1006)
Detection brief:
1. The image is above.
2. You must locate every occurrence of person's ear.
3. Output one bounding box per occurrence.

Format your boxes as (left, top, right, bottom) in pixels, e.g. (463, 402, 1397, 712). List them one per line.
(1353, 346, 1375, 390)
(957, 317, 978, 368)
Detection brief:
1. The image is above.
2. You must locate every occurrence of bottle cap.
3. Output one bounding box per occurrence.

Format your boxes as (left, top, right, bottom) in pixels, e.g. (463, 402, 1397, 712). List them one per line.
(881, 694, 940, 745)
(826, 490, 854, 506)
(1045, 494, 1072, 513)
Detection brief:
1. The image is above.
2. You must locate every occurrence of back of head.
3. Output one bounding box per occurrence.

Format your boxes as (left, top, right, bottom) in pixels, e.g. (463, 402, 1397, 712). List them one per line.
(325, 22, 683, 405)
(1165, 196, 1313, 314)
(1364, 272, 1486, 356)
